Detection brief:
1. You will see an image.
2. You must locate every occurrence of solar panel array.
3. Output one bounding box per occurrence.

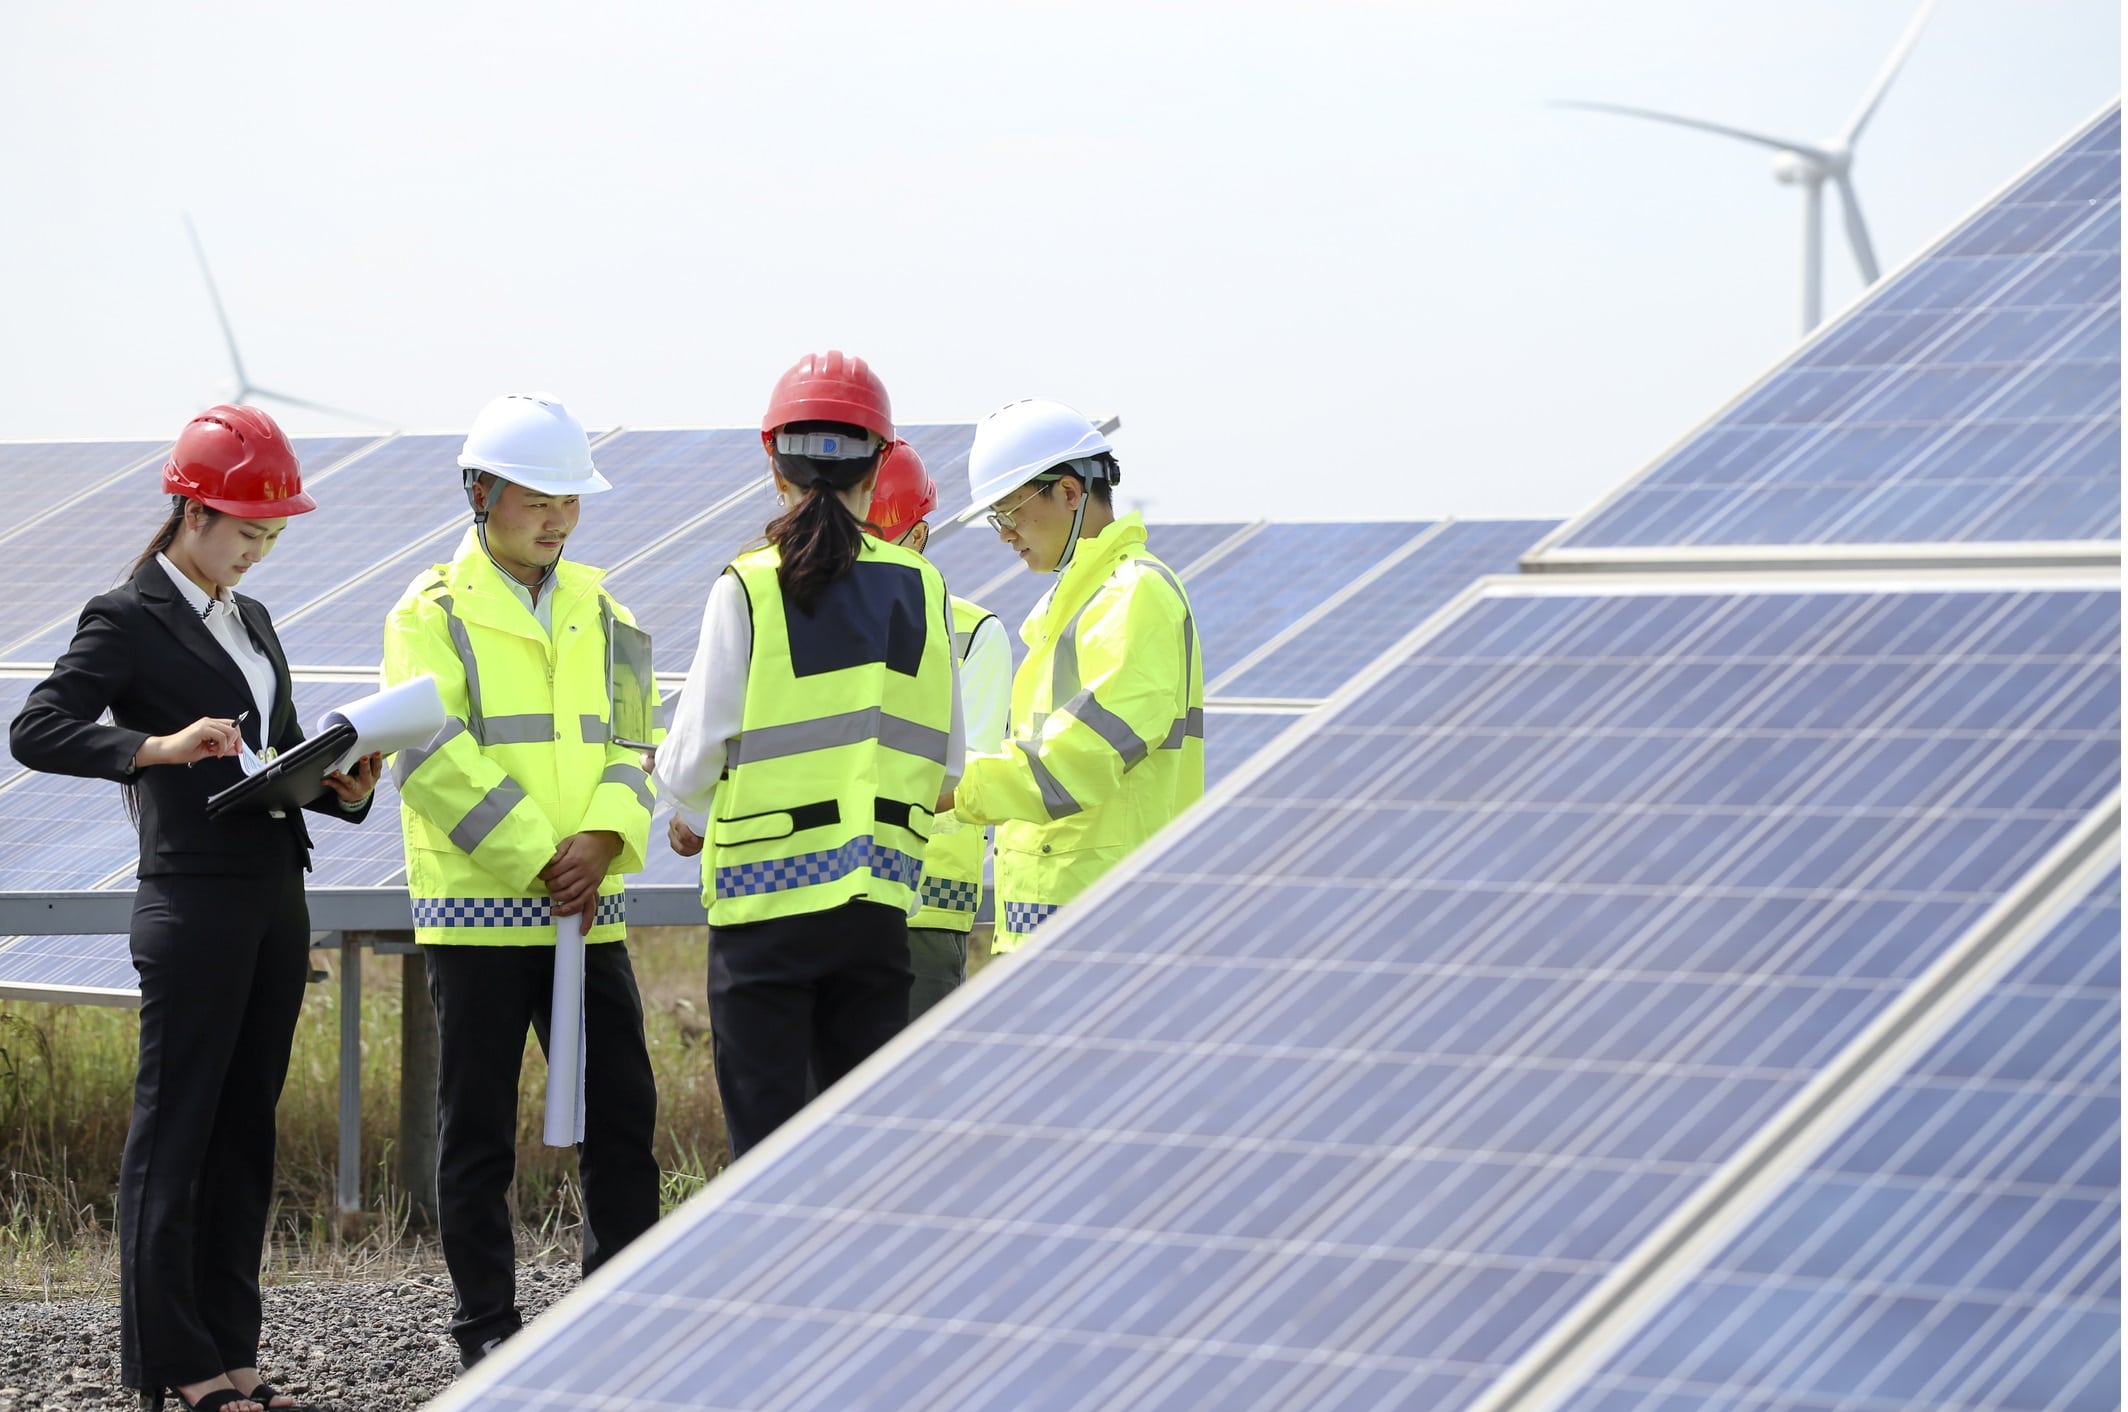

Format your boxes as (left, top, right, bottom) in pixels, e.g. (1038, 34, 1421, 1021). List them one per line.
(446, 575, 2120, 1412)
(1529, 103, 2120, 565)
(1559, 864, 2119, 1412)
(0, 415, 1554, 999)
(431, 105, 2121, 1412)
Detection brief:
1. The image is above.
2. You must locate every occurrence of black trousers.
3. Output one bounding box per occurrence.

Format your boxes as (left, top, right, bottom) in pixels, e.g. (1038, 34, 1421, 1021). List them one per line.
(422, 941, 661, 1355)
(119, 852, 309, 1393)
(709, 900, 911, 1159)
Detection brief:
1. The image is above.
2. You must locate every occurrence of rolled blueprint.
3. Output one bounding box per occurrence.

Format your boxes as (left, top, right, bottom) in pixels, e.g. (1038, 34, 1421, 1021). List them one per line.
(542, 907, 589, 1146)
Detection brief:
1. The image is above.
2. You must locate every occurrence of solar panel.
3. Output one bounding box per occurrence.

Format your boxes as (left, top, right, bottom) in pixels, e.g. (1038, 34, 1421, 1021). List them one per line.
(0, 435, 383, 663)
(1532, 105, 2121, 565)
(1214, 521, 1555, 701)
(0, 439, 161, 527)
(443, 573, 2119, 1412)
(1556, 863, 2119, 1412)
(1184, 523, 1432, 682)
(0, 767, 141, 891)
(0, 677, 42, 790)
(0, 930, 139, 1003)
(556, 428, 779, 573)
(1204, 708, 1307, 787)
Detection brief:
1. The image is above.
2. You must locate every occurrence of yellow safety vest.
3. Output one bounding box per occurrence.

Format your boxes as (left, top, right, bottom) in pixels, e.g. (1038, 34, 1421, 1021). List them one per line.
(705, 536, 956, 927)
(383, 529, 657, 947)
(909, 595, 998, 933)
(955, 514, 1204, 951)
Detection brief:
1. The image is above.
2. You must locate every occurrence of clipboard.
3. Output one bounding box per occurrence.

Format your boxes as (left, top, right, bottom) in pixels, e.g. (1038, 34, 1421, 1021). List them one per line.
(605, 606, 657, 751)
(204, 722, 359, 819)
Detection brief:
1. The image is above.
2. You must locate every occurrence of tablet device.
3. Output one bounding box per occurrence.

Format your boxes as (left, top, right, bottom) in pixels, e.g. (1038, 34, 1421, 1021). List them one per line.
(203, 722, 359, 820)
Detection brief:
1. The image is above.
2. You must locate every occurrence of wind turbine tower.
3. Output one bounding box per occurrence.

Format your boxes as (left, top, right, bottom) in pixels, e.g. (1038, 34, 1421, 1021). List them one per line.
(183, 213, 383, 426)
(1561, 0, 1938, 336)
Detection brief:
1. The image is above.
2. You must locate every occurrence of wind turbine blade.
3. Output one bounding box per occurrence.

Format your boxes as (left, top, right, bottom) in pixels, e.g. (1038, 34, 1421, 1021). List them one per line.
(248, 386, 391, 426)
(1833, 174, 1881, 283)
(183, 212, 250, 392)
(1553, 100, 1825, 159)
(1841, 0, 1938, 145)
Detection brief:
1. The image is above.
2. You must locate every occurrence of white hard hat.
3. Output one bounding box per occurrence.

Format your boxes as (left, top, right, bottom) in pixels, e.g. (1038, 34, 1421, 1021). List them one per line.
(457, 393, 612, 496)
(954, 397, 1114, 523)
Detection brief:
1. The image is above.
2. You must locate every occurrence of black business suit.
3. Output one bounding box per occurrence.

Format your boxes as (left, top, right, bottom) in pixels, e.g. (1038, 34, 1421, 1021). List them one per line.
(9, 560, 371, 1396)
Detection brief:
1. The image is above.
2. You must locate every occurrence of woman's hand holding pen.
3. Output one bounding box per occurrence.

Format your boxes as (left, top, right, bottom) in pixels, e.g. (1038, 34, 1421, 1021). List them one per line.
(133, 716, 244, 768)
(323, 752, 384, 804)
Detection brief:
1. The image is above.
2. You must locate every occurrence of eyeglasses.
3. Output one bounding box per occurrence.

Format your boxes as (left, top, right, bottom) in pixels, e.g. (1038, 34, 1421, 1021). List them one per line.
(984, 479, 1055, 535)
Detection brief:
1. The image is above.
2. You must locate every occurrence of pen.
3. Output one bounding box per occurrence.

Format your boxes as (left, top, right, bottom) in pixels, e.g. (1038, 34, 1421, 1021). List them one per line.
(188, 712, 250, 769)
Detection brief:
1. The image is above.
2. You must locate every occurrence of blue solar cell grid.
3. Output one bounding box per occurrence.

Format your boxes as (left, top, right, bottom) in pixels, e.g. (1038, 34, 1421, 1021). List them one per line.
(459, 579, 2118, 1412)
(1204, 709, 1306, 788)
(0, 439, 161, 526)
(0, 931, 139, 998)
(0, 677, 41, 787)
(1551, 105, 2121, 552)
(1216, 520, 1553, 700)
(1184, 522, 1429, 682)
(1561, 865, 2120, 1412)
(0, 435, 380, 663)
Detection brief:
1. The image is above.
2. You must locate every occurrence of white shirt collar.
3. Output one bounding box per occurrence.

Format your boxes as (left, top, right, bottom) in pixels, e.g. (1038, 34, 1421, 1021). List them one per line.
(157, 553, 239, 622)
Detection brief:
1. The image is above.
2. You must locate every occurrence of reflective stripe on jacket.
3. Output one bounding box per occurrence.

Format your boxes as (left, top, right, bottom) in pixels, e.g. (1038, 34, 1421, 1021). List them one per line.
(954, 514, 1204, 951)
(384, 528, 657, 946)
(909, 596, 999, 933)
(705, 536, 956, 926)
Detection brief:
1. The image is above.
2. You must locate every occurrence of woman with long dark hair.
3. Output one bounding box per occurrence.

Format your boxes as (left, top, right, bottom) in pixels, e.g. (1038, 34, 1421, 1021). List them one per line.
(10, 405, 381, 1412)
(654, 352, 963, 1158)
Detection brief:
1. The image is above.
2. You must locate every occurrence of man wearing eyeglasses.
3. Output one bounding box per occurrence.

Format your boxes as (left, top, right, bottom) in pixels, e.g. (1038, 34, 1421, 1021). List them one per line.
(940, 397, 1204, 953)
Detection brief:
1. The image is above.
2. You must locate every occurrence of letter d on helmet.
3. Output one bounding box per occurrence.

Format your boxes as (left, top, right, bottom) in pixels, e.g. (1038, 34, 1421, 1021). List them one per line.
(457, 394, 612, 499)
(956, 398, 1113, 524)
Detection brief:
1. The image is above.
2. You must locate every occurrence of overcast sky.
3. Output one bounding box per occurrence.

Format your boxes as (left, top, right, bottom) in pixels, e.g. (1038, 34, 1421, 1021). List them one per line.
(1, 1, 2116, 521)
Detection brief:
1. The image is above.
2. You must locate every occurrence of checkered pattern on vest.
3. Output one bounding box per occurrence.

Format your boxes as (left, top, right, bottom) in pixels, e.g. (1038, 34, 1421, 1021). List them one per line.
(919, 876, 980, 916)
(1002, 900, 1062, 936)
(411, 894, 628, 930)
(713, 835, 923, 902)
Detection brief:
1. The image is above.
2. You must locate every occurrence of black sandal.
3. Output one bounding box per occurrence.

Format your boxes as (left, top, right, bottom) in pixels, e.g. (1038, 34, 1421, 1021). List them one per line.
(147, 1389, 257, 1412)
(240, 1385, 304, 1412)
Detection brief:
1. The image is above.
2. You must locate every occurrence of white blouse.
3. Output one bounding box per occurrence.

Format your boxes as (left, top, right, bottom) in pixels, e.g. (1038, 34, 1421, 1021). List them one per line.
(157, 554, 276, 729)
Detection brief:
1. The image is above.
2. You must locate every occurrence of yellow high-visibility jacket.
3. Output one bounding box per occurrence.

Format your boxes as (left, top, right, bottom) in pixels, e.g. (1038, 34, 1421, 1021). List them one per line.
(384, 529, 656, 946)
(909, 595, 1001, 933)
(705, 536, 956, 927)
(954, 514, 1203, 950)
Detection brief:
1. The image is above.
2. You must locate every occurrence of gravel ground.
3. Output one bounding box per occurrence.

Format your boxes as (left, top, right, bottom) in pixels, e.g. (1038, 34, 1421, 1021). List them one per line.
(0, 1265, 579, 1412)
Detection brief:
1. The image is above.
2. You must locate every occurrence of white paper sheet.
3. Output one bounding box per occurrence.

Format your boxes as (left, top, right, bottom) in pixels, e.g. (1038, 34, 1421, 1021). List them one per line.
(542, 908, 589, 1147)
(315, 676, 449, 775)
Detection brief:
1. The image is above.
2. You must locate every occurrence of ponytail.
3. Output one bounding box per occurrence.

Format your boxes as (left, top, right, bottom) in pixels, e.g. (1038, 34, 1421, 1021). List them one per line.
(766, 481, 865, 615)
(129, 495, 218, 579)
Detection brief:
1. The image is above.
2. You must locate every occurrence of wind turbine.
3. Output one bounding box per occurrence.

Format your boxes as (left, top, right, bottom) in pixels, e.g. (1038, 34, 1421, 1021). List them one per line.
(183, 213, 385, 425)
(1560, 0, 1938, 336)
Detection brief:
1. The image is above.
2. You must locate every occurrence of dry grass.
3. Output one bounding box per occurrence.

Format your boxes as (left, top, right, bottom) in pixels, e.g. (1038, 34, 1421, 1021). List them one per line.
(0, 927, 727, 1299)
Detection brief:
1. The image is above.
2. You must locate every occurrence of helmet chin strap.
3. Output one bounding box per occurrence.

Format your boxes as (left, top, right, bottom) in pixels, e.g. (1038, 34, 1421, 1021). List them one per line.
(469, 475, 560, 595)
(1050, 490, 1092, 574)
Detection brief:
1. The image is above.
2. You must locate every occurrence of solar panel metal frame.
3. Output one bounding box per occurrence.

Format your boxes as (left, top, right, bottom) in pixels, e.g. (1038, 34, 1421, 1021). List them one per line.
(1541, 853, 2121, 1412)
(1522, 100, 2123, 577)
(1464, 805, 2121, 1412)
(435, 561, 2120, 1412)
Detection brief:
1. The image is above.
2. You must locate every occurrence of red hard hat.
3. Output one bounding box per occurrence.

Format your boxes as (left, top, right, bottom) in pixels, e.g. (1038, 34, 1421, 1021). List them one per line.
(760, 350, 893, 443)
(162, 405, 315, 517)
(869, 440, 938, 543)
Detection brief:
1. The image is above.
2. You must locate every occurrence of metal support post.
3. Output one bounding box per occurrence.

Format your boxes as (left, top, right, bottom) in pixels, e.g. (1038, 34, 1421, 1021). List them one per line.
(396, 940, 439, 1225)
(337, 933, 362, 1216)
